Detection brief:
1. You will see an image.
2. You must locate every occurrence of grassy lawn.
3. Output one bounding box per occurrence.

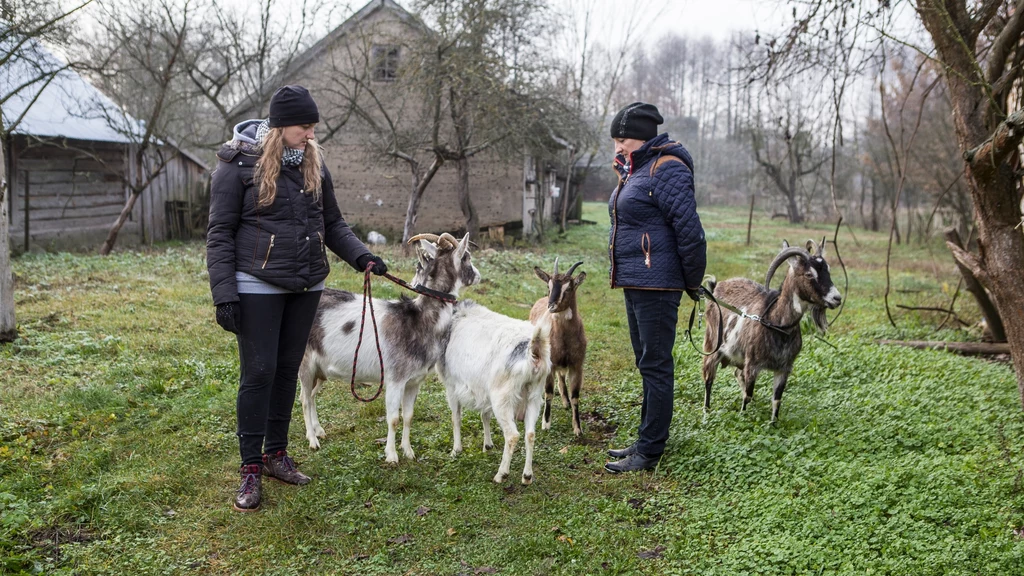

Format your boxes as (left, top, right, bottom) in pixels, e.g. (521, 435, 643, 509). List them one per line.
(1, 202, 1022, 575)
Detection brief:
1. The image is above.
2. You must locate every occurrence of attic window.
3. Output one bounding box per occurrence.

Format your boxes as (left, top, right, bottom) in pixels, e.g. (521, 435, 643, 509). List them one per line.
(372, 44, 400, 82)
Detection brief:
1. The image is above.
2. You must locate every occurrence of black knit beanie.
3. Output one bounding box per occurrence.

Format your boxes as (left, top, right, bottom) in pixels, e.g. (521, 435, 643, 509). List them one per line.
(268, 85, 320, 127)
(610, 102, 663, 141)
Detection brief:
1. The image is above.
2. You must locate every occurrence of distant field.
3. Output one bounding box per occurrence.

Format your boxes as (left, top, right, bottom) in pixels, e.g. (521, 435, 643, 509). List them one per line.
(1, 203, 1021, 575)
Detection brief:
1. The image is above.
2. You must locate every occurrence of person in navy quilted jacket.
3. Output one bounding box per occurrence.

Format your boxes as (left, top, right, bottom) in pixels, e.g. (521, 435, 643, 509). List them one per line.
(604, 102, 707, 474)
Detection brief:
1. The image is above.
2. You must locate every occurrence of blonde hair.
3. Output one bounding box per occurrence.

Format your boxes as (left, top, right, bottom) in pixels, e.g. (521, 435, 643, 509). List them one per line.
(254, 127, 324, 208)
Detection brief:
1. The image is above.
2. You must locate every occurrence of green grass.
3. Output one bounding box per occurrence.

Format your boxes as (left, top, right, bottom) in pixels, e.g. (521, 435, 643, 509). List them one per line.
(1, 203, 1022, 575)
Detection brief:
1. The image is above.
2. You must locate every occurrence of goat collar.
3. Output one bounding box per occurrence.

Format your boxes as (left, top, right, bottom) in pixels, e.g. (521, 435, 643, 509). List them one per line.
(381, 271, 457, 303)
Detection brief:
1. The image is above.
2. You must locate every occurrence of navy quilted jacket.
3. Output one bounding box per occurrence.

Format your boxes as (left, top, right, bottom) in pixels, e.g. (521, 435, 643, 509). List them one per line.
(608, 133, 706, 290)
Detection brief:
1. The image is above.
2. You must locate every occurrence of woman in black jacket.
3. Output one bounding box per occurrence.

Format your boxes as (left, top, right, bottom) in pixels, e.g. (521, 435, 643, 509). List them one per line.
(207, 85, 387, 512)
(604, 102, 706, 474)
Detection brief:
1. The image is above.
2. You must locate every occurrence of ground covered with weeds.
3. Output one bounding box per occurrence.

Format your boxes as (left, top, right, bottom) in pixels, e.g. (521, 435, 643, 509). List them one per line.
(1, 204, 1022, 574)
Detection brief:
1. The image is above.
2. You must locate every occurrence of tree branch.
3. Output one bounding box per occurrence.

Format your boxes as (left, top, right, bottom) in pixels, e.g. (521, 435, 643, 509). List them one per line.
(974, 0, 1006, 38)
(985, 0, 1024, 86)
(945, 239, 990, 285)
(963, 107, 1024, 170)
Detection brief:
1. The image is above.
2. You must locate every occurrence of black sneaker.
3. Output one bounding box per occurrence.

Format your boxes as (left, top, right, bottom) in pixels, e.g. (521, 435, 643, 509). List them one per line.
(604, 452, 661, 474)
(262, 450, 311, 486)
(233, 464, 262, 512)
(607, 442, 637, 459)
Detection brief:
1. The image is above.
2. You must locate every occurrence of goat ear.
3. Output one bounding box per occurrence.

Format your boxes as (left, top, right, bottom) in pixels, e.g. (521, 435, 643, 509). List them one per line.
(456, 233, 470, 259)
(418, 239, 437, 260)
(782, 239, 790, 249)
(573, 271, 587, 287)
(534, 266, 550, 283)
(805, 239, 816, 253)
(818, 236, 827, 258)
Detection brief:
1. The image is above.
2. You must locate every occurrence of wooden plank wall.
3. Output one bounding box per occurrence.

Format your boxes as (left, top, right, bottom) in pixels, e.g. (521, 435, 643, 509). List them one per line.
(7, 136, 208, 251)
(128, 145, 208, 243)
(8, 138, 127, 250)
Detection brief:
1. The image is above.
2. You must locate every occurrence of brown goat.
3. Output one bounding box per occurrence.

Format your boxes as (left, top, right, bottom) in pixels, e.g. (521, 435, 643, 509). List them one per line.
(702, 238, 842, 423)
(529, 257, 587, 436)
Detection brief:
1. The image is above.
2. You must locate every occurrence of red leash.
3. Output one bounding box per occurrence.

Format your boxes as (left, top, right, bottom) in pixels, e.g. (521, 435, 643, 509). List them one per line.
(350, 263, 385, 402)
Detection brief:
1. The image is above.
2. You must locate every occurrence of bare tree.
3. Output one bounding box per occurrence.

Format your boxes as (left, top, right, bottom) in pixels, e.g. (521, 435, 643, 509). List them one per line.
(182, 0, 332, 141)
(748, 84, 829, 224)
(77, 0, 196, 255)
(412, 0, 580, 242)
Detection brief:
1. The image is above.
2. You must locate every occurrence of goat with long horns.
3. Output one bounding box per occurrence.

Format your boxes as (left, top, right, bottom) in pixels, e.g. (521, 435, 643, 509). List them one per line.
(702, 237, 842, 423)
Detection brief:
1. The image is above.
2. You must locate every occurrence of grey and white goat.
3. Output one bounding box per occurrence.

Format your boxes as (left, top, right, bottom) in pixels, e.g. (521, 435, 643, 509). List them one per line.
(529, 257, 587, 436)
(297, 233, 480, 463)
(437, 300, 552, 485)
(702, 237, 842, 423)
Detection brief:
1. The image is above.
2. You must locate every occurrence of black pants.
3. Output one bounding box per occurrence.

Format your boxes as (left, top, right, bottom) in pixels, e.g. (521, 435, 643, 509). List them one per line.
(624, 289, 682, 457)
(235, 291, 322, 465)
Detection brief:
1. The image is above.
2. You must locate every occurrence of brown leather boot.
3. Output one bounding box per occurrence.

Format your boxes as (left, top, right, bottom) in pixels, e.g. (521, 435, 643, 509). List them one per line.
(262, 450, 311, 485)
(233, 464, 262, 512)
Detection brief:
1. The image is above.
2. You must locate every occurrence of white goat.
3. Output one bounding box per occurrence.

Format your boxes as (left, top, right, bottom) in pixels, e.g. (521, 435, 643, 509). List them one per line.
(297, 233, 479, 463)
(436, 301, 552, 484)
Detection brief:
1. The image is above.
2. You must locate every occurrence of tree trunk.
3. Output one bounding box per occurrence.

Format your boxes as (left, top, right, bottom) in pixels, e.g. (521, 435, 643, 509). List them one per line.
(100, 189, 141, 256)
(455, 157, 478, 242)
(401, 156, 443, 253)
(943, 228, 1006, 342)
(915, 3, 1024, 407)
(786, 172, 802, 224)
(559, 149, 576, 234)
(0, 131, 16, 343)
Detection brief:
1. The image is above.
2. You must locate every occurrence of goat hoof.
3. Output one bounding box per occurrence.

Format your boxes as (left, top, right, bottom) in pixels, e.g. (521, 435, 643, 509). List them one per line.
(521, 474, 533, 485)
(384, 453, 399, 465)
(541, 421, 551, 431)
(483, 443, 494, 451)
(572, 428, 582, 437)
(308, 437, 321, 450)
(449, 448, 462, 458)
(314, 426, 326, 438)
(493, 472, 508, 483)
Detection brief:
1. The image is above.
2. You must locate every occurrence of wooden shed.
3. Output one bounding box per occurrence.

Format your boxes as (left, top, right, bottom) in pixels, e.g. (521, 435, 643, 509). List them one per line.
(2, 40, 209, 252)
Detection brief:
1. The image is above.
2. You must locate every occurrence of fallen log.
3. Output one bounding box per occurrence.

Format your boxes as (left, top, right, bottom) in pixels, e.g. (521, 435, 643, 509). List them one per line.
(877, 339, 1011, 356)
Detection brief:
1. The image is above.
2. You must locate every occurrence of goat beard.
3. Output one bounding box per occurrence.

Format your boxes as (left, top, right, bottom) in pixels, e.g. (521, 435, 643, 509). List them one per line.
(810, 305, 828, 334)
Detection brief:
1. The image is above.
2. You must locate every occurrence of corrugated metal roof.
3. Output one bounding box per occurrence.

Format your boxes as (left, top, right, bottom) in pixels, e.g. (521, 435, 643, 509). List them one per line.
(1, 38, 208, 170)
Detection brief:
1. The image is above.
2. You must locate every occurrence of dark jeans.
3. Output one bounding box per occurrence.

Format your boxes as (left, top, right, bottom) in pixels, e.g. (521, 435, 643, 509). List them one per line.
(235, 291, 322, 465)
(624, 289, 682, 457)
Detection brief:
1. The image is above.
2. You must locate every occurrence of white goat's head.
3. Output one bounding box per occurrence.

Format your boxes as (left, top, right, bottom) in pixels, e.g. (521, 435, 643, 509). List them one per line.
(533, 256, 586, 313)
(407, 232, 480, 295)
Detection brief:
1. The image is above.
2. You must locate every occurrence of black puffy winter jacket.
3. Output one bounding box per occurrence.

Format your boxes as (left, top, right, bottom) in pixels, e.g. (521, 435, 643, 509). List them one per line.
(206, 139, 371, 306)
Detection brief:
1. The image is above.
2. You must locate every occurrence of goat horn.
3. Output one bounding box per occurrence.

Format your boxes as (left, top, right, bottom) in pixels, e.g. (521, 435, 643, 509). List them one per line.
(553, 256, 560, 276)
(439, 232, 459, 249)
(408, 233, 440, 245)
(764, 246, 812, 289)
(565, 261, 584, 277)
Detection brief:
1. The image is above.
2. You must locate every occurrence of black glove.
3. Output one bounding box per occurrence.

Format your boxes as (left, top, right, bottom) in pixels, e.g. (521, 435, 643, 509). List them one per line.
(356, 254, 388, 276)
(216, 302, 241, 334)
(685, 287, 702, 302)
